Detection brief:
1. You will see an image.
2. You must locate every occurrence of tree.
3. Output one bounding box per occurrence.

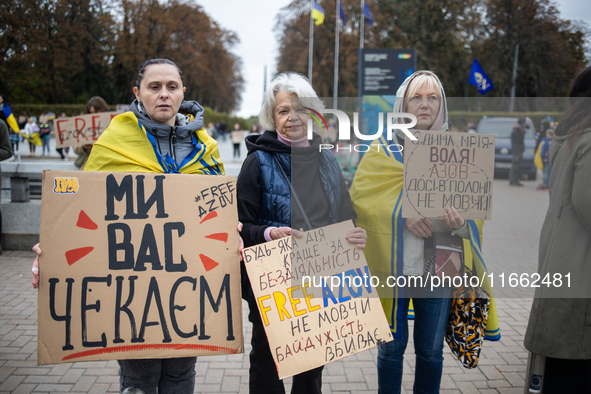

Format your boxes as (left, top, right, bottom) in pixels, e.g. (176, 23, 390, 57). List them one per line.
(0, 0, 244, 112)
(481, 0, 587, 97)
(274, 0, 588, 99)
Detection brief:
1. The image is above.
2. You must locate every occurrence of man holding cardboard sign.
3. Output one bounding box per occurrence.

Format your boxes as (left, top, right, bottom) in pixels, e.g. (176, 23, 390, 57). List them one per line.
(33, 59, 242, 394)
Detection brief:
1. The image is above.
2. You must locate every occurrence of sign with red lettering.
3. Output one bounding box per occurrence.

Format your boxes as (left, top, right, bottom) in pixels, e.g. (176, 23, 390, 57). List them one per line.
(55, 113, 122, 148)
(402, 130, 495, 220)
(241, 221, 392, 379)
(38, 170, 243, 365)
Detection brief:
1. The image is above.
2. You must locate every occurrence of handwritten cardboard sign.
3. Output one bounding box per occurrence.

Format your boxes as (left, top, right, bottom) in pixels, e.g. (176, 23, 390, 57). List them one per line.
(38, 170, 243, 365)
(402, 131, 495, 220)
(242, 221, 392, 379)
(54, 113, 122, 148)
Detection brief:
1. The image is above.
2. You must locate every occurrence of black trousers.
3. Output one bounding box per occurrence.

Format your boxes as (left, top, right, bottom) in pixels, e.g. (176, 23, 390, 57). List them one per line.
(543, 357, 591, 393)
(509, 151, 523, 184)
(247, 300, 323, 394)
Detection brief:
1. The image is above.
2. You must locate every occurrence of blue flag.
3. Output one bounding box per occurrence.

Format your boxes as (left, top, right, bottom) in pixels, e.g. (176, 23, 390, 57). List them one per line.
(363, 1, 374, 26)
(468, 59, 494, 94)
(339, 3, 347, 25)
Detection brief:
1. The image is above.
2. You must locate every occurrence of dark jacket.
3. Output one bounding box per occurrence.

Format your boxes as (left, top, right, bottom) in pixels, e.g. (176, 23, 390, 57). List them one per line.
(0, 119, 13, 161)
(511, 125, 526, 153)
(524, 128, 591, 359)
(237, 130, 356, 249)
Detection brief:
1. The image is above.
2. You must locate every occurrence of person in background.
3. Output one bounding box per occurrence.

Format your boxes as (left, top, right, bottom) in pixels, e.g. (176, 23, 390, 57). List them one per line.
(219, 119, 227, 141)
(524, 65, 591, 393)
(9, 124, 19, 155)
(230, 122, 245, 159)
(248, 123, 261, 136)
(24, 117, 39, 156)
(38, 119, 51, 156)
(351, 70, 499, 393)
(206, 122, 217, 139)
(32, 58, 236, 394)
(536, 128, 554, 190)
(74, 96, 109, 169)
(0, 118, 14, 254)
(467, 122, 477, 133)
(17, 111, 28, 130)
(509, 117, 530, 186)
(237, 72, 366, 394)
(536, 119, 552, 151)
(55, 112, 70, 160)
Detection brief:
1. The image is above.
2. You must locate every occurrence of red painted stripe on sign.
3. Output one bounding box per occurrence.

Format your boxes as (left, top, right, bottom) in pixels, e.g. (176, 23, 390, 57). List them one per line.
(205, 233, 228, 243)
(199, 254, 219, 271)
(76, 210, 98, 230)
(62, 343, 239, 361)
(199, 211, 218, 224)
(65, 247, 94, 266)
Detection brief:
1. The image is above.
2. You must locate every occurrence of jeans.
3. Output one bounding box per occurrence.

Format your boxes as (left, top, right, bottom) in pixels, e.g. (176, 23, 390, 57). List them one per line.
(542, 161, 551, 187)
(118, 357, 197, 394)
(377, 286, 452, 394)
(509, 152, 523, 184)
(247, 300, 323, 394)
(42, 137, 50, 155)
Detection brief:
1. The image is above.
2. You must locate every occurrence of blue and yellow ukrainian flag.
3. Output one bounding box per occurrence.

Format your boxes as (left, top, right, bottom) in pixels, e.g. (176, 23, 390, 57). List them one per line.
(0, 103, 20, 133)
(312, 1, 325, 25)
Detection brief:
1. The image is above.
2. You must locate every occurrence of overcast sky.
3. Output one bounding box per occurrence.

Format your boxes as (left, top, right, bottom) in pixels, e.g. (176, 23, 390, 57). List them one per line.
(197, 0, 591, 118)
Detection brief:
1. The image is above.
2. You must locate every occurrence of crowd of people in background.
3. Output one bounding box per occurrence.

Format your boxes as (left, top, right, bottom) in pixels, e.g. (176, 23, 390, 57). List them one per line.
(2, 101, 263, 162)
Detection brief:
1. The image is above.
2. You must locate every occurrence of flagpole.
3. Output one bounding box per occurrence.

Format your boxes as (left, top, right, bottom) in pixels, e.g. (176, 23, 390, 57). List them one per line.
(360, 0, 364, 49)
(509, 43, 519, 112)
(333, 0, 340, 111)
(461, 81, 469, 131)
(308, 0, 314, 84)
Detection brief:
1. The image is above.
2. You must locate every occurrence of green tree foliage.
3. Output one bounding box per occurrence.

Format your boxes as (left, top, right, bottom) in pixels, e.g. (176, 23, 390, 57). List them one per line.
(275, 0, 588, 98)
(0, 0, 243, 112)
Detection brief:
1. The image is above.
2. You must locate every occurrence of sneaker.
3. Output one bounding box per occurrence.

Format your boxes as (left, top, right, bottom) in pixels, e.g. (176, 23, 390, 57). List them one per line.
(509, 182, 524, 187)
(536, 186, 548, 190)
(62, 157, 68, 161)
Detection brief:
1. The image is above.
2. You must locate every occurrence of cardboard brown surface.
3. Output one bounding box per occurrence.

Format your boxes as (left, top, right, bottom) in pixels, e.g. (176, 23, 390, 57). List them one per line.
(242, 221, 392, 379)
(38, 170, 243, 365)
(54, 113, 122, 148)
(402, 131, 495, 220)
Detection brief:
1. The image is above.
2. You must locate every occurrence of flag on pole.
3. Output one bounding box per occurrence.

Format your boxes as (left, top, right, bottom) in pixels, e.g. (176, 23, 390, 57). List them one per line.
(363, 1, 374, 26)
(339, 3, 347, 25)
(0, 102, 20, 133)
(312, 1, 325, 25)
(468, 59, 494, 94)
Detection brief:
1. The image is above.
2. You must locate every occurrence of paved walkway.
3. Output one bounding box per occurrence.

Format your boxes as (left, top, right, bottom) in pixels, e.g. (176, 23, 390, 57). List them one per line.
(1, 135, 549, 393)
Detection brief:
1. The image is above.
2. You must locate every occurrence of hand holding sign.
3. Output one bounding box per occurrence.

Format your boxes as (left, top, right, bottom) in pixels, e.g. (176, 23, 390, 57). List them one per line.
(242, 221, 391, 379)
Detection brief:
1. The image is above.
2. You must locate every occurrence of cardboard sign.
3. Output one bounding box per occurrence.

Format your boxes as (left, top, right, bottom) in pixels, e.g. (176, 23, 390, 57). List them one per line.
(242, 221, 392, 379)
(38, 170, 243, 365)
(54, 112, 122, 148)
(402, 131, 495, 220)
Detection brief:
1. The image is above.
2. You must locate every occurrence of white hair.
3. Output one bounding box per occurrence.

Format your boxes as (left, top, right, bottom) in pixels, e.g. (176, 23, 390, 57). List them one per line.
(259, 72, 325, 131)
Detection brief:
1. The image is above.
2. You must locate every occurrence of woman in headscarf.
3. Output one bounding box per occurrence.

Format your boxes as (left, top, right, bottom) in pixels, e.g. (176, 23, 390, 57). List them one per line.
(351, 70, 499, 393)
(237, 72, 367, 393)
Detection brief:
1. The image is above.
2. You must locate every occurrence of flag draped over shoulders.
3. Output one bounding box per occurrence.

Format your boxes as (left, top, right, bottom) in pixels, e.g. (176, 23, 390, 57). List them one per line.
(351, 136, 500, 340)
(84, 111, 224, 175)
